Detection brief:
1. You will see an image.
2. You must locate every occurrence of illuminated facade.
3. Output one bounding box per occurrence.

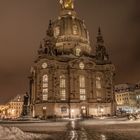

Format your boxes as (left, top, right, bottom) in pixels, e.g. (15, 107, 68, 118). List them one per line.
(0, 105, 9, 119)
(134, 82, 140, 108)
(0, 95, 23, 119)
(29, 0, 115, 118)
(115, 84, 137, 111)
(8, 95, 23, 118)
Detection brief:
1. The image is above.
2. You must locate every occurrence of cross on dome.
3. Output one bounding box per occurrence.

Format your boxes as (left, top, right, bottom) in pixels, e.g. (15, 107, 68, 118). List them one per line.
(59, 0, 74, 10)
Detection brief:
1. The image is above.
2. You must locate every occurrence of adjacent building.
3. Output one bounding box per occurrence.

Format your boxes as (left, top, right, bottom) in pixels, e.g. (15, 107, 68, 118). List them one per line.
(29, 0, 115, 118)
(135, 82, 140, 108)
(115, 83, 138, 112)
(8, 95, 23, 118)
(0, 95, 23, 119)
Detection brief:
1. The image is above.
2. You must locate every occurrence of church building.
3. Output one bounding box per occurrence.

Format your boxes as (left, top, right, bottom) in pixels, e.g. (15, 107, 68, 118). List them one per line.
(29, 0, 115, 118)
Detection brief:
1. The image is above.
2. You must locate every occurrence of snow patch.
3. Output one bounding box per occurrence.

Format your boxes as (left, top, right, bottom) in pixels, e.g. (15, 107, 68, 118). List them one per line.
(0, 125, 50, 140)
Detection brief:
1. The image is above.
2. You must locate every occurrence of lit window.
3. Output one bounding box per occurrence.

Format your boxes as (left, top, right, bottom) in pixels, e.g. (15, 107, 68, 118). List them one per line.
(43, 106, 47, 110)
(54, 26, 60, 37)
(43, 88, 48, 93)
(81, 106, 86, 114)
(79, 75, 85, 88)
(96, 76, 102, 98)
(76, 48, 81, 56)
(60, 89, 66, 100)
(79, 75, 86, 100)
(42, 74, 48, 101)
(60, 75, 66, 88)
(96, 76, 101, 89)
(96, 90, 101, 98)
(43, 94, 48, 101)
(43, 83, 48, 88)
(73, 25, 78, 35)
(80, 89, 86, 100)
(43, 75, 48, 83)
(60, 75, 66, 100)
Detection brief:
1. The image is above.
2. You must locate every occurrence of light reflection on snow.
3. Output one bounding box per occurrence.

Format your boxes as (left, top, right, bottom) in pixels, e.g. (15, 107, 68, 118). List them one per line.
(101, 134, 107, 140)
(0, 125, 50, 140)
(71, 120, 75, 129)
(69, 120, 89, 140)
(69, 120, 78, 140)
(70, 130, 78, 140)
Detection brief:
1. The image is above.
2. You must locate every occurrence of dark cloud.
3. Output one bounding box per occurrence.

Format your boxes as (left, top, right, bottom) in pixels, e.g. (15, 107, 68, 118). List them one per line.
(0, 0, 140, 103)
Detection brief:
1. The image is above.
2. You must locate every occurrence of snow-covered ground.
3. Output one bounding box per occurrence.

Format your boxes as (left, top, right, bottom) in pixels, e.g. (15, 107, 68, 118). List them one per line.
(0, 121, 68, 140)
(1, 118, 140, 140)
(0, 121, 68, 133)
(0, 125, 51, 140)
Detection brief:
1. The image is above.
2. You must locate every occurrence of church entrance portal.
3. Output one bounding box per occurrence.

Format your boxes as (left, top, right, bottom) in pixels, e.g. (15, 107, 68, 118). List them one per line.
(81, 106, 87, 117)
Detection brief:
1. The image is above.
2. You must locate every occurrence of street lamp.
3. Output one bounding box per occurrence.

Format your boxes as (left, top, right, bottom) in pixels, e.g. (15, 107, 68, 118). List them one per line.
(71, 109, 74, 118)
(100, 108, 104, 118)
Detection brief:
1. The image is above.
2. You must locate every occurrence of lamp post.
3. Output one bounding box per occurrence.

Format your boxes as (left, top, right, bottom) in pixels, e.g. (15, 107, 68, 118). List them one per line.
(100, 108, 104, 118)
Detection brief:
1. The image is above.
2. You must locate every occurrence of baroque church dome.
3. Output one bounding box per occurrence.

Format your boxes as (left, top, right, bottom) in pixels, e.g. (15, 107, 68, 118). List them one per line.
(52, 0, 91, 56)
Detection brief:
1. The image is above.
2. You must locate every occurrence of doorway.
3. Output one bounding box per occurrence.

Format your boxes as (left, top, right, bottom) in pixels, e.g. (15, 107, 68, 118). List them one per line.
(81, 106, 87, 117)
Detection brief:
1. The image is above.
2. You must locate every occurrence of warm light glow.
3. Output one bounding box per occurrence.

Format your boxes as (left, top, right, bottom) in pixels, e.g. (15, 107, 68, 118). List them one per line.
(79, 75, 86, 100)
(42, 74, 48, 101)
(60, 75, 66, 100)
(100, 108, 104, 113)
(71, 109, 74, 113)
(11, 109, 16, 115)
(60, 0, 74, 10)
(43, 107, 47, 110)
(96, 76, 101, 89)
(79, 75, 85, 88)
(73, 25, 78, 35)
(101, 134, 107, 140)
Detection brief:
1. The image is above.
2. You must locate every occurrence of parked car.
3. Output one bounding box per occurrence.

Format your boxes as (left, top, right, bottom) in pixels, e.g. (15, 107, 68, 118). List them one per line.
(127, 112, 140, 120)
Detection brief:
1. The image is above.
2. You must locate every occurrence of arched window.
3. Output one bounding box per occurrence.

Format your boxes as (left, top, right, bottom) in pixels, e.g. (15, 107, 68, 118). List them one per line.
(60, 75, 66, 100)
(96, 76, 102, 98)
(79, 75, 85, 88)
(42, 74, 48, 101)
(96, 76, 101, 89)
(73, 25, 78, 35)
(79, 75, 86, 100)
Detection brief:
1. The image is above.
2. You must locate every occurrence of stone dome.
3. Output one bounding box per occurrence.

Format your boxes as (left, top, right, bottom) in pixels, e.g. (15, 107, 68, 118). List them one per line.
(52, 1, 91, 56)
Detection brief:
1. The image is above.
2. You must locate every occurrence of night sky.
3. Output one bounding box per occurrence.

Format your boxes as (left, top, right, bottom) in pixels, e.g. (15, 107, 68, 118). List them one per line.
(0, 0, 140, 104)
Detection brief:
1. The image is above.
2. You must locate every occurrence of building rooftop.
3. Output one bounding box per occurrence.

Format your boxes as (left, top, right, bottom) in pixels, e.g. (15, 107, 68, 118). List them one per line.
(10, 95, 24, 102)
(115, 83, 135, 93)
